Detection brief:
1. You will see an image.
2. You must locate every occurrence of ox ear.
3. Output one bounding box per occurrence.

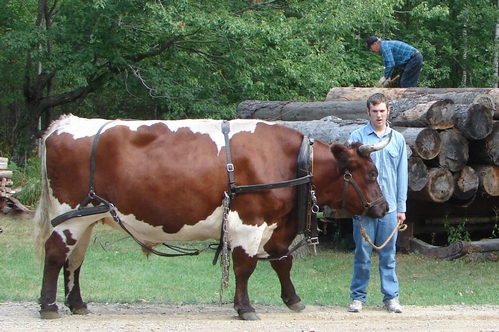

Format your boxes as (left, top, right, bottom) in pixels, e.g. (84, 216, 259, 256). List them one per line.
(330, 143, 350, 165)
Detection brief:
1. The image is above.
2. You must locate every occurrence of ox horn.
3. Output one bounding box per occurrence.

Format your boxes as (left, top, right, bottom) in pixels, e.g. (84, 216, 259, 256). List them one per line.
(358, 131, 392, 157)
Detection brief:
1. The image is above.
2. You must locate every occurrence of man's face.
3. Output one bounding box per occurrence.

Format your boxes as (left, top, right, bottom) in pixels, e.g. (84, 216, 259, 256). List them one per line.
(369, 41, 381, 53)
(368, 102, 389, 131)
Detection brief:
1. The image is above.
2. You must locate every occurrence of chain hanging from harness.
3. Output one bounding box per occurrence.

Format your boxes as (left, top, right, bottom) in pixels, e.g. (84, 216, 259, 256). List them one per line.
(219, 192, 231, 304)
(216, 120, 318, 303)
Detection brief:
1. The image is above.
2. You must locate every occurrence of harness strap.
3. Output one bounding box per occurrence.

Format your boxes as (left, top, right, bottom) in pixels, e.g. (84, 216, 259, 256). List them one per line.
(341, 169, 386, 217)
(79, 120, 115, 208)
(222, 120, 236, 197)
(341, 169, 405, 250)
(51, 204, 111, 227)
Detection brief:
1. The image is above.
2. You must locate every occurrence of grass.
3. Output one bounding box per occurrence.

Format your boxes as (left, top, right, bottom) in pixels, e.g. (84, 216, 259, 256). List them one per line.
(1, 218, 499, 308)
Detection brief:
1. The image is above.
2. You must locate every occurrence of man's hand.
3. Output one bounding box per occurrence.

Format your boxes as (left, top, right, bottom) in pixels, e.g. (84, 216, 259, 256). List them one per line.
(382, 78, 392, 87)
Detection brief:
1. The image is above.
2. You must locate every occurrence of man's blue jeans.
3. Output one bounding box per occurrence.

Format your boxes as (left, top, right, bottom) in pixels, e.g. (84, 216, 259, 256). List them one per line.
(350, 210, 399, 303)
(400, 51, 423, 87)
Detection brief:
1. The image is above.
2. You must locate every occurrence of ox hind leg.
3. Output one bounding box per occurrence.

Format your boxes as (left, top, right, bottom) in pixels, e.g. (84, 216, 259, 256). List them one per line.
(63, 223, 96, 315)
(269, 254, 305, 312)
(39, 219, 96, 319)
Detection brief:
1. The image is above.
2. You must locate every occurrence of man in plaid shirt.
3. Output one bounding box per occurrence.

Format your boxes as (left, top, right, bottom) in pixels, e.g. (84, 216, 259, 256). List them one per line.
(366, 35, 423, 88)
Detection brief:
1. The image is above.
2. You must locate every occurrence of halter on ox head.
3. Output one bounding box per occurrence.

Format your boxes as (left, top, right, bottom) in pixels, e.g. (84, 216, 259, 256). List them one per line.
(332, 132, 392, 219)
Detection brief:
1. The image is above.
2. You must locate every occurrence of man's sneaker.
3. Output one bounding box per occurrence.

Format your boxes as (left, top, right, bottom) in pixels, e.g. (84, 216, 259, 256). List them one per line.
(348, 300, 363, 312)
(384, 299, 402, 313)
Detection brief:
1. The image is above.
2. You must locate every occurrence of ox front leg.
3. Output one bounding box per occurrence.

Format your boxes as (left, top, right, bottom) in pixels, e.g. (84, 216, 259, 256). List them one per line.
(270, 255, 305, 312)
(231, 247, 260, 320)
(38, 233, 67, 319)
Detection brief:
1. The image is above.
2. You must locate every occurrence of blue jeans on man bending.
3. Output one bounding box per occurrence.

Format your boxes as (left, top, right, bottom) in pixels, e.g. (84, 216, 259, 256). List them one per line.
(350, 210, 399, 304)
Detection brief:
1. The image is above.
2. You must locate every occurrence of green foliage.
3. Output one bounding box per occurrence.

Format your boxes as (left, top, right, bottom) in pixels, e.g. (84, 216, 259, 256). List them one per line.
(444, 220, 471, 245)
(2, 0, 499, 160)
(8, 158, 41, 208)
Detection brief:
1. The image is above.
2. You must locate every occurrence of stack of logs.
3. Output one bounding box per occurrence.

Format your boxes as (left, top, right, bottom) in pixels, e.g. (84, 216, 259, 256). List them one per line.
(238, 87, 499, 223)
(0, 158, 13, 199)
(0, 157, 30, 218)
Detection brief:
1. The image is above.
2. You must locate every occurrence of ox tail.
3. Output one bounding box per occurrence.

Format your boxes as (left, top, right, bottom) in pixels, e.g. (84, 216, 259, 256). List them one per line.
(33, 138, 53, 263)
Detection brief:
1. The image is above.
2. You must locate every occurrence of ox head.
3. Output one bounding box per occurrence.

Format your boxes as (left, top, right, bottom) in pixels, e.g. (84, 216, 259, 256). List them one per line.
(329, 133, 391, 219)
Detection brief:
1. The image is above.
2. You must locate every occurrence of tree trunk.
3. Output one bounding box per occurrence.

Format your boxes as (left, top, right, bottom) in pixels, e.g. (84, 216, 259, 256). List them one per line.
(277, 119, 366, 144)
(471, 164, 499, 196)
(11, 101, 43, 167)
(0, 170, 13, 179)
(237, 100, 369, 121)
(452, 165, 479, 200)
(389, 99, 456, 129)
(431, 129, 469, 172)
(408, 156, 429, 191)
(408, 167, 454, 203)
(469, 121, 499, 166)
(395, 127, 441, 160)
(326, 87, 497, 110)
(454, 103, 494, 140)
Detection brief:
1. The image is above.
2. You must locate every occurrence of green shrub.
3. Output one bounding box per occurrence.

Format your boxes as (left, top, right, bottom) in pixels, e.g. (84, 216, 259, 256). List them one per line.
(9, 158, 41, 208)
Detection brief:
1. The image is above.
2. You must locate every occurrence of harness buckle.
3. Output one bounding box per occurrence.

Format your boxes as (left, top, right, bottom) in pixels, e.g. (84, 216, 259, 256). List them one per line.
(226, 163, 234, 172)
(308, 236, 319, 255)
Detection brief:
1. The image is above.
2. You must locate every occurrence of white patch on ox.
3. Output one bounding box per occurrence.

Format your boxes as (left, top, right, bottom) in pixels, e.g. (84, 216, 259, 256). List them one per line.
(47, 115, 275, 155)
(117, 206, 225, 242)
(227, 210, 278, 258)
(101, 206, 277, 258)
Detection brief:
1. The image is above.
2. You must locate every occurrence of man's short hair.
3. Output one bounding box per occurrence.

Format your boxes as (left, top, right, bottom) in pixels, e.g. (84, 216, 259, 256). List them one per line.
(367, 93, 389, 109)
(366, 35, 380, 50)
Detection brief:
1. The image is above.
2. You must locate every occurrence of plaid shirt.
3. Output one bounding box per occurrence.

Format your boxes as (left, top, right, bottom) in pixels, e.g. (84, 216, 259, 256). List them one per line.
(380, 40, 418, 78)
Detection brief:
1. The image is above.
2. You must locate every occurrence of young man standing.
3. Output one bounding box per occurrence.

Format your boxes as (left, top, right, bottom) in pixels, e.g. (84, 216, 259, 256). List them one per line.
(366, 35, 423, 88)
(347, 93, 408, 313)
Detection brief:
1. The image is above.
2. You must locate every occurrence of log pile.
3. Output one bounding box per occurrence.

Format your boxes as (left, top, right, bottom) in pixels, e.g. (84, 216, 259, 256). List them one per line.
(0, 158, 13, 197)
(323, 88, 499, 206)
(0, 157, 31, 218)
(238, 87, 499, 221)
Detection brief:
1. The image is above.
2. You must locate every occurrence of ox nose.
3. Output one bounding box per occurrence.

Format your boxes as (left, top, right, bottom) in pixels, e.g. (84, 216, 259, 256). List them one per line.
(383, 202, 389, 216)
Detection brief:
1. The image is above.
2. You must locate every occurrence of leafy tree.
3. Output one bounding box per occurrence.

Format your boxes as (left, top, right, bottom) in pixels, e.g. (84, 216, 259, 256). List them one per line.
(2, 0, 499, 166)
(1, 0, 400, 164)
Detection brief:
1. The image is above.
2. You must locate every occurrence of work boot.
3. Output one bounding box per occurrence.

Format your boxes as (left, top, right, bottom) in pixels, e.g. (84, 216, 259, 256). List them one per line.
(348, 300, 363, 312)
(384, 299, 402, 313)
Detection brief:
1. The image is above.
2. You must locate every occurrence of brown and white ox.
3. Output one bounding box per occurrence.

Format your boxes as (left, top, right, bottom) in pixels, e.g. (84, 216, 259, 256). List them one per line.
(34, 115, 389, 320)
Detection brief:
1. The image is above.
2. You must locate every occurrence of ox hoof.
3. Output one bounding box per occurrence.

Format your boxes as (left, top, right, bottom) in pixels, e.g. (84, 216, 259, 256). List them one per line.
(287, 301, 306, 312)
(40, 310, 60, 319)
(239, 312, 261, 320)
(72, 307, 90, 315)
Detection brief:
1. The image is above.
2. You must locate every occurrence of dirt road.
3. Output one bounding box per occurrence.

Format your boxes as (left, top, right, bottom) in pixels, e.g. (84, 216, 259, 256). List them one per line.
(1, 301, 498, 332)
